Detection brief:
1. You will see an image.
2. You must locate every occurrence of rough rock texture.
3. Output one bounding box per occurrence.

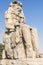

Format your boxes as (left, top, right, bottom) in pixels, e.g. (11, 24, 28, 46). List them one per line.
(30, 28, 40, 58)
(1, 1, 43, 65)
(20, 24, 36, 58)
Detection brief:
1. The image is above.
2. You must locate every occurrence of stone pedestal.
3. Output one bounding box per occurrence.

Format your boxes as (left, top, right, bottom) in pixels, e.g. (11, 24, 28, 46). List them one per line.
(0, 59, 43, 65)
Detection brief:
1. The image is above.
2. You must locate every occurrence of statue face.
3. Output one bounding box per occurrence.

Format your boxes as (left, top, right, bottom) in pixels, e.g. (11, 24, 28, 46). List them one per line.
(10, 3, 22, 13)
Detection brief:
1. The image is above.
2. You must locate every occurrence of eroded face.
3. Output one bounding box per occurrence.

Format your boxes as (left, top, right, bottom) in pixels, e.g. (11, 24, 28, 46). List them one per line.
(10, 3, 22, 14)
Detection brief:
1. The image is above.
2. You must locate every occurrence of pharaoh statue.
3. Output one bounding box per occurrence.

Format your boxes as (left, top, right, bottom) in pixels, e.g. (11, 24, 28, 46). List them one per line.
(3, 1, 40, 59)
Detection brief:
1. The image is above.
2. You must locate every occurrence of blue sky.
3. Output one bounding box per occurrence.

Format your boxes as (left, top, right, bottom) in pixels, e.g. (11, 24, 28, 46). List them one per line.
(0, 0, 43, 51)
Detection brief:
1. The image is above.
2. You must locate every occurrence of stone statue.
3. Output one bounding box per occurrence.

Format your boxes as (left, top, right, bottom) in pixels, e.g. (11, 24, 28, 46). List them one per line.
(2, 1, 41, 60)
(0, 1, 43, 65)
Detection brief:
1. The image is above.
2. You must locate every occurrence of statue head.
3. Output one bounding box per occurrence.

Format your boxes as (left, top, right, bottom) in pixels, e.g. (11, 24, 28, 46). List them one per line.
(10, 1, 22, 7)
(10, 1, 23, 14)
